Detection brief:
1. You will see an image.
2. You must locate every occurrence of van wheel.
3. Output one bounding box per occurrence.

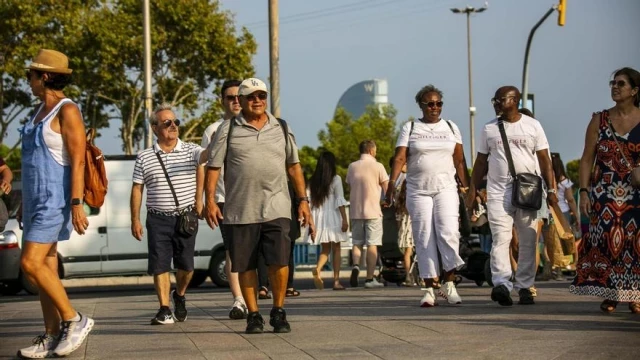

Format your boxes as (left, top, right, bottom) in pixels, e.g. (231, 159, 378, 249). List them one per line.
(209, 251, 229, 288)
(188, 270, 208, 288)
(20, 272, 39, 295)
(0, 281, 22, 296)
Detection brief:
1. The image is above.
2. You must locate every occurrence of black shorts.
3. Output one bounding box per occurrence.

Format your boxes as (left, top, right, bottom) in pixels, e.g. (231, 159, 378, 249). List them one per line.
(146, 212, 196, 275)
(217, 203, 229, 249)
(225, 218, 291, 273)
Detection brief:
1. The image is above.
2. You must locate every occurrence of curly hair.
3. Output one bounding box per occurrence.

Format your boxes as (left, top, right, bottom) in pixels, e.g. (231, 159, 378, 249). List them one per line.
(414, 84, 443, 104)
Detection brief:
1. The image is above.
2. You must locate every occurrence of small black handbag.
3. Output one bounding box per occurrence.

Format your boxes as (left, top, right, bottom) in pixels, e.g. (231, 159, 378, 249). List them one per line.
(498, 121, 543, 211)
(155, 152, 199, 237)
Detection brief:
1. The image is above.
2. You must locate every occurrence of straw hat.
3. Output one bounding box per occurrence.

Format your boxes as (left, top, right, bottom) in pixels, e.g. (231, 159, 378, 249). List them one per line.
(26, 49, 73, 74)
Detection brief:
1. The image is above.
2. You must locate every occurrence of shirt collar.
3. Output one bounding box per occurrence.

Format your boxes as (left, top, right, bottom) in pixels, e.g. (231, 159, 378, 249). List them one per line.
(233, 111, 277, 127)
(153, 139, 183, 153)
(360, 154, 375, 161)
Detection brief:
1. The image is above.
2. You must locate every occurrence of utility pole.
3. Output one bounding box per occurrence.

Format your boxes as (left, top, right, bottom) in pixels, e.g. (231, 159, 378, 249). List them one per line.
(522, 0, 566, 108)
(142, 0, 153, 148)
(451, 3, 487, 165)
(268, 0, 280, 117)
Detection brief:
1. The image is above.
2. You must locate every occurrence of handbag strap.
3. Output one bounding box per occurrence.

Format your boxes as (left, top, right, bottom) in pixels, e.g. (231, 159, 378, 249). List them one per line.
(155, 151, 180, 209)
(498, 120, 518, 179)
(605, 111, 634, 170)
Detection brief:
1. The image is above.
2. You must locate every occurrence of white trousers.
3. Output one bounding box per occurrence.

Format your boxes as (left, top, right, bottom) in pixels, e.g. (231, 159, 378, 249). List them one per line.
(406, 189, 464, 279)
(487, 195, 538, 292)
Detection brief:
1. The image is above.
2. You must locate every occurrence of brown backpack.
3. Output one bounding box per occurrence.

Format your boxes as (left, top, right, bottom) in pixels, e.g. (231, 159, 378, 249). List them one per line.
(84, 129, 108, 207)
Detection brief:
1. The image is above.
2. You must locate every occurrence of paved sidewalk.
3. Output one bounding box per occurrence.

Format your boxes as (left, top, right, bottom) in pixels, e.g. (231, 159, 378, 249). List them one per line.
(1, 278, 640, 360)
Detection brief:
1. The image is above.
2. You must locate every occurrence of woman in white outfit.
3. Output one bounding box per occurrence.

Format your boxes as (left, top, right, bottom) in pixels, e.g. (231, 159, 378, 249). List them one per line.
(308, 152, 349, 290)
(386, 85, 468, 307)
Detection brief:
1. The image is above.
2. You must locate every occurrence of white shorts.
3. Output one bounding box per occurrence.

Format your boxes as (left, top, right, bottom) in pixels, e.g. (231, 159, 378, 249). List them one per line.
(351, 218, 383, 246)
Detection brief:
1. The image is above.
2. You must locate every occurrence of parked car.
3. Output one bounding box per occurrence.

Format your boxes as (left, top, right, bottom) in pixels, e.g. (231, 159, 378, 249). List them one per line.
(0, 155, 228, 295)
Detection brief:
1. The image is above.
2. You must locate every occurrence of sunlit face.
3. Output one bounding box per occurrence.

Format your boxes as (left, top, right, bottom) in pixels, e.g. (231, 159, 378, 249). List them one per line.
(26, 70, 45, 97)
(152, 110, 179, 141)
(419, 92, 443, 121)
(491, 89, 518, 115)
(222, 86, 241, 116)
(239, 91, 267, 117)
(610, 75, 638, 103)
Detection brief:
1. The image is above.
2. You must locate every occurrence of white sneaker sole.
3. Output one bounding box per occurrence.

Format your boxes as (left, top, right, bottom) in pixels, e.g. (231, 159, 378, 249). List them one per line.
(16, 350, 50, 359)
(151, 316, 175, 325)
(437, 289, 462, 305)
(53, 318, 95, 357)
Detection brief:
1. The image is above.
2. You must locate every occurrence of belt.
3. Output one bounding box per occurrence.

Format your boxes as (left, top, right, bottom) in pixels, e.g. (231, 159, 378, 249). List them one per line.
(148, 205, 194, 217)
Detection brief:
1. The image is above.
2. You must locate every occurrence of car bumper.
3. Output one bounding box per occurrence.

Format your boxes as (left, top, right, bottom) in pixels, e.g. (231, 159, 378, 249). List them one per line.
(0, 246, 21, 281)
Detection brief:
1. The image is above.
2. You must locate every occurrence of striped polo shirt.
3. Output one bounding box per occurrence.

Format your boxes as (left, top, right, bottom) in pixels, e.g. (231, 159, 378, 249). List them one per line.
(133, 140, 205, 212)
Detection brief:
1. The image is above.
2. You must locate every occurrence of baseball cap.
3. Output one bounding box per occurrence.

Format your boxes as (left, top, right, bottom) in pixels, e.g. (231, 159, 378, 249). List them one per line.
(238, 78, 268, 96)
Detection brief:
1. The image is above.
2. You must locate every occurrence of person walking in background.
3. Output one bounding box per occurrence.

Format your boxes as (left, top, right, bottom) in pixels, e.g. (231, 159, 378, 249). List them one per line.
(471, 188, 491, 254)
(551, 153, 580, 272)
(199, 79, 248, 320)
(347, 140, 389, 288)
(131, 103, 209, 325)
(467, 86, 557, 307)
(18, 49, 94, 358)
(308, 152, 349, 290)
(386, 85, 468, 307)
(395, 178, 415, 286)
(571, 67, 640, 313)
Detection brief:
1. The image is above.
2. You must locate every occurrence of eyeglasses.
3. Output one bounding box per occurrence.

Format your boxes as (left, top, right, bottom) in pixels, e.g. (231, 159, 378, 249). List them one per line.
(155, 119, 180, 128)
(420, 101, 444, 108)
(244, 92, 268, 101)
(491, 96, 516, 105)
(225, 95, 239, 101)
(609, 80, 628, 88)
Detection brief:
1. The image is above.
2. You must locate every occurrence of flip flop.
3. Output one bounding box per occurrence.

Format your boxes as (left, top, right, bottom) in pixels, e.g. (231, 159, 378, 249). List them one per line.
(286, 289, 300, 297)
(332, 285, 345, 291)
(312, 269, 324, 290)
(629, 302, 640, 314)
(600, 299, 618, 313)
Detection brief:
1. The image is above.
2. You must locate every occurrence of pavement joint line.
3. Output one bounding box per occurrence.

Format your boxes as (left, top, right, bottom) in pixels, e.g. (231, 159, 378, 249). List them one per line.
(357, 345, 384, 359)
(352, 320, 417, 345)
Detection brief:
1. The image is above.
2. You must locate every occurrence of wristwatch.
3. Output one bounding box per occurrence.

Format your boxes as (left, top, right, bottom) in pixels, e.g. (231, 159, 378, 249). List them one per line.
(579, 187, 589, 194)
(297, 196, 310, 203)
(71, 198, 82, 206)
(547, 189, 557, 194)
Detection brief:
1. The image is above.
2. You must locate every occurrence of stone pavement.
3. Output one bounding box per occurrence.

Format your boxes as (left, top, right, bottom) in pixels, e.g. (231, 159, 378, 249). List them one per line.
(1, 275, 640, 360)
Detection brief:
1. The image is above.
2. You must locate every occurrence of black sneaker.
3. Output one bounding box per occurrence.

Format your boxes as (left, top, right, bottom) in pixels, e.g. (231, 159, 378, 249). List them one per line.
(518, 288, 535, 305)
(151, 306, 175, 325)
(171, 290, 188, 322)
(245, 312, 264, 334)
(350, 267, 360, 287)
(269, 307, 291, 333)
(491, 285, 513, 306)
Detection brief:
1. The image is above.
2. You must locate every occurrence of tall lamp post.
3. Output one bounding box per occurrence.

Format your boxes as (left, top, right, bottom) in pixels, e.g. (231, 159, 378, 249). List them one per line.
(451, 3, 487, 165)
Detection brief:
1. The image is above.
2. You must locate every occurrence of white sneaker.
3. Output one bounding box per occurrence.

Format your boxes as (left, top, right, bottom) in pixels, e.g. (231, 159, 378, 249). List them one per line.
(364, 278, 384, 288)
(54, 313, 95, 357)
(229, 300, 248, 320)
(17, 334, 58, 359)
(438, 281, 462, 304)
(420, 288, 438, 307)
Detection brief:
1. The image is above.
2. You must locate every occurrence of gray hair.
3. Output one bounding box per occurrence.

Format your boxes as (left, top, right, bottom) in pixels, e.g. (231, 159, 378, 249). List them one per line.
(359, 139, 376, 154)
(415, 84, 443, 104)
(150, 102, 174, 125)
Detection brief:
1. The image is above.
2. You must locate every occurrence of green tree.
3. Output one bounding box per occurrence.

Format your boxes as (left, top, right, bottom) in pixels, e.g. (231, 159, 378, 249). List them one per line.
(566, 159, 580, 185)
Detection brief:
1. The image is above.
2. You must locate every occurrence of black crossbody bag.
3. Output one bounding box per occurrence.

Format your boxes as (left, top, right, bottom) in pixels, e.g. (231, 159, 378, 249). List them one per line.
(498, 121, 543, 210)
(155, 152, 199, 237)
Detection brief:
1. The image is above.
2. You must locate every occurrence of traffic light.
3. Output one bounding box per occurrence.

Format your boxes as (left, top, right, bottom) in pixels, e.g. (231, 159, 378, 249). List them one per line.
(557, 0, 566, 26)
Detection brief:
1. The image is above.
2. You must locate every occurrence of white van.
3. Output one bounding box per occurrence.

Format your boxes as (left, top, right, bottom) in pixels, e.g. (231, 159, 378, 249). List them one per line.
(0, 155, 227, 295)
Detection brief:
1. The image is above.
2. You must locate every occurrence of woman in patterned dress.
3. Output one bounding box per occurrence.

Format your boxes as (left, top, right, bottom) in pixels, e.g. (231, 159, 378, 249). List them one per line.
(570, 67, 640, 313)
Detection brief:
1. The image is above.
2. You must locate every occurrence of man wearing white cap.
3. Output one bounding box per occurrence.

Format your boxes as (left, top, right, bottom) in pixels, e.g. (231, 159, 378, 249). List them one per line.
(205, 78, 315, 334)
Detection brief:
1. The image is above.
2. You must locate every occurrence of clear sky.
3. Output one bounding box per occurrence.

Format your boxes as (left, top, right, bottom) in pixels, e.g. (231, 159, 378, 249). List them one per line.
(41, 0, 640, 163)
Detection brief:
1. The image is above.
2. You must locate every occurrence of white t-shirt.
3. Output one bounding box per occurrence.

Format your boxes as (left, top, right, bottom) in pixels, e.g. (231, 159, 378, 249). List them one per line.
(557, 178, 573, 213)
(396, 119, 462, 195)
(478, 115, 549, 201)
(201, 119, 226, 203)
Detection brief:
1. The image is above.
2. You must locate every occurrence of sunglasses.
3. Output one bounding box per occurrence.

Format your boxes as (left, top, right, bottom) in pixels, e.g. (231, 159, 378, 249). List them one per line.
(491, 96, 516, 105)
(225, 95, 239, 101)
(609, 80, 628, 88)
(156, 119, 180, 128)
(244, 92, 268, 101)
(420, 101, 444, 108)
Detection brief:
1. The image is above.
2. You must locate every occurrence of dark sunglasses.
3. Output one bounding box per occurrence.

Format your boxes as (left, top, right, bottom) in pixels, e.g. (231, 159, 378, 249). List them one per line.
(420, 101, 444, 108)
(609, 80, 628, 88)
(225, 95, 239, 101)
(244, 92, 268, 101)
(156, 119, 180, 128)
(491, 95, 516, 105)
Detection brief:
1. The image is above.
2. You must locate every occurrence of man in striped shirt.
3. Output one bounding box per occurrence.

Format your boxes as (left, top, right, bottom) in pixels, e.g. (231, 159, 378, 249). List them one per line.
(130, 103, 209, 325)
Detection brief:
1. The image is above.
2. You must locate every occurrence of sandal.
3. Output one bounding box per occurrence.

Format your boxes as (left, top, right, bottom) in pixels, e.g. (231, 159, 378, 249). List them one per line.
(286, 288, 300, 297)
(333, 284, 345, 290)
(258, 286, 271, 299)
(629, 302, 640, 314)
(600, 299, 618, 313)
(312, 269, 324, 290)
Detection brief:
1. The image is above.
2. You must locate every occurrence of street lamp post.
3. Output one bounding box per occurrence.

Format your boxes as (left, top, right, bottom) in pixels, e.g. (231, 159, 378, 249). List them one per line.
(451, 3, 487, 165)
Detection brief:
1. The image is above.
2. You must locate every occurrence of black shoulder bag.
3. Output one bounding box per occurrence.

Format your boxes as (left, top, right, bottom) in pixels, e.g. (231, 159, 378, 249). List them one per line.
(155, 152, 199, 237)
(498, 121, 543, 210)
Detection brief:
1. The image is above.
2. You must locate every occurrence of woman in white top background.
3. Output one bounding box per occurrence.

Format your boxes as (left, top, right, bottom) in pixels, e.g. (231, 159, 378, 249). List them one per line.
(551, 153, 580, 262)
(386, 84, 468, 307)
(308, 152, 349, 290)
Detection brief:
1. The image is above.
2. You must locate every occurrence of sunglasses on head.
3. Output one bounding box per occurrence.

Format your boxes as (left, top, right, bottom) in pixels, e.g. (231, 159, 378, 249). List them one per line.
(225, 95, 239, 101)
(609, 80, 628, 88)
(420, 101, 444, 108)
(157, 119, 180, 128)
(244, 92, 268, 101)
